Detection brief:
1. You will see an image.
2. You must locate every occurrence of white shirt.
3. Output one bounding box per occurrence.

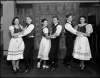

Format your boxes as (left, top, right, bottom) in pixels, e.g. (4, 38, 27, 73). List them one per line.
(56, 25, 62, 36)
(65, 22, 77, 35)
(51, 24, 62, 38)
(18, 24, 34, 37)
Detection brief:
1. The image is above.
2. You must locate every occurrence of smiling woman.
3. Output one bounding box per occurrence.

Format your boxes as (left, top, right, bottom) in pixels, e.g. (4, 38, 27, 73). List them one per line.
(7, 17, 25, 74)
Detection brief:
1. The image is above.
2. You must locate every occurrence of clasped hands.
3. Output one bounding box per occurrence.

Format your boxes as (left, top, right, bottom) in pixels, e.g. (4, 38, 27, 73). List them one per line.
(76, 32, 83, 36)
(13, 31, 24, 39)
(46, 34, 52, 39)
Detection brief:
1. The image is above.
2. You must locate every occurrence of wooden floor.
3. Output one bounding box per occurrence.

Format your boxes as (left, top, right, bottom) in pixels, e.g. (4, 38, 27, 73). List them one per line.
(1, 58, 99, 77)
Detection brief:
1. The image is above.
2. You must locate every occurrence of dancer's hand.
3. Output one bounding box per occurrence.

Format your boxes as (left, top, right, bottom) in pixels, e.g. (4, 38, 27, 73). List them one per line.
(76, 32, 83, 36)
(20, 31, 24, 35)
(13, 36, 19, 39)
(23, 26, 27, 30)
(46, 35, 52, 39)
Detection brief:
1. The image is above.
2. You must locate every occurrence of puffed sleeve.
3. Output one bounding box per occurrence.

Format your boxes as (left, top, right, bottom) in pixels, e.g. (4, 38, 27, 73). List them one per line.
(86, 24, 93, 34)
(9, 26, 14, 31)
(43, 28, 48, 34)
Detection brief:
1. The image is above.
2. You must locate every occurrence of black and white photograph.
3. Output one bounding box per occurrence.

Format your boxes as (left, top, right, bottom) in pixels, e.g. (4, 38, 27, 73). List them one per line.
(0, 0, 100, 77)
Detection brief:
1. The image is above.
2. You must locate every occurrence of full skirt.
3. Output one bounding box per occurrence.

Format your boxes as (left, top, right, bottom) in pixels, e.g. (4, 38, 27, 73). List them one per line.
(37, 36, 51, 60)
(7, 38, 25, 60)
(73, 36, 92, 60)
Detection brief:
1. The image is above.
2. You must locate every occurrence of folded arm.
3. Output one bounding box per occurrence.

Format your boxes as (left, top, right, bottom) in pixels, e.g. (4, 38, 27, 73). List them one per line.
(18, 24, 34, 37)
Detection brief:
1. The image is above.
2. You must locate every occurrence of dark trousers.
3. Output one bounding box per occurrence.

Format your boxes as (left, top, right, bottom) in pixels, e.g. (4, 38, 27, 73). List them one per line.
(49, 37, 59, 64)
(23, 37, 34, 68)
(63, 36, 75, 63)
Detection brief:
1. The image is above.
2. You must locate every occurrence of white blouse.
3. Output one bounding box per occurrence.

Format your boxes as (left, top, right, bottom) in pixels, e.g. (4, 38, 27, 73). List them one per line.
(43, 27, 48, 34)
(86, 24, 93, 34)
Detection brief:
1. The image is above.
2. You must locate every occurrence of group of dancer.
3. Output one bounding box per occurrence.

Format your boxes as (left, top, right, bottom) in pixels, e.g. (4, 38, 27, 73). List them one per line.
(7, 14, 93, 74)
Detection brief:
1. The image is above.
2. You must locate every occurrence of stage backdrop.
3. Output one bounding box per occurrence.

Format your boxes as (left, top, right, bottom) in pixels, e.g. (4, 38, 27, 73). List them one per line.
(16, 3, 80, 59)
(16, 3, 100, 59)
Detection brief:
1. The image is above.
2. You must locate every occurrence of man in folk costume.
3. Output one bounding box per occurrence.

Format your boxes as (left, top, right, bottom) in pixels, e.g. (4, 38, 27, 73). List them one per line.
(18, 16, 34, 73)
(48, 15, 62, 72)
(63, 14, 81, 68)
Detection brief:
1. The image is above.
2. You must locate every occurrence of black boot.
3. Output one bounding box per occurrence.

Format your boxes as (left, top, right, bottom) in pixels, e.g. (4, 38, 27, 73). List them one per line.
(63, 56, 71, 68)
(49, 62, 58, 72)
(29, 58, 33, 70)
(65, 62, 71, 68)
(63, 56, 67, 65)
(12, 68, 18, 74)
(24, 64, 30, 73)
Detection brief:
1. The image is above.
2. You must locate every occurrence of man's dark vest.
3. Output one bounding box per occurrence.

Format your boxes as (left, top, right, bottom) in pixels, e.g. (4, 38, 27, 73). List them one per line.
(52, 23, 61, 38)
(65, 22, 75, 37)
(26, 24, 34, 37)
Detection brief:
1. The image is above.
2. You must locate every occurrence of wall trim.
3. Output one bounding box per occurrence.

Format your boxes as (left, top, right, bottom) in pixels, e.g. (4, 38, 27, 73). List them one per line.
(16, 1, 99, 4)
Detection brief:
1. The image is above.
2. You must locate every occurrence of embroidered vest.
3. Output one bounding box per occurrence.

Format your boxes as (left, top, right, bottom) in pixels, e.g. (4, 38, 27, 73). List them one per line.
(77, 25, 86, 33)
(51, 23, 61, 39)
(14, 25, 22, 33)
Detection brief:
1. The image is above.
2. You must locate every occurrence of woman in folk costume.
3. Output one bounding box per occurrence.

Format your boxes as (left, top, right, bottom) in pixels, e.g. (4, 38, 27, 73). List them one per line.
(37, 18, 51, 69)
(73, 15, 93, 71)
(7, 17, 25, 74)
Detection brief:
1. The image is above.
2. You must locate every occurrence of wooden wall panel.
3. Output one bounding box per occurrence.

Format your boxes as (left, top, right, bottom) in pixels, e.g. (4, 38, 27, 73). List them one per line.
(17, 4, 33, 27)
(16, 2, 100, 60)
(17, 3, 80, 50)
(79, 7, 100, 25)
(17, 3, 80, 59)
(34, 3, 79, 50)
(33, 3, 79, 59)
